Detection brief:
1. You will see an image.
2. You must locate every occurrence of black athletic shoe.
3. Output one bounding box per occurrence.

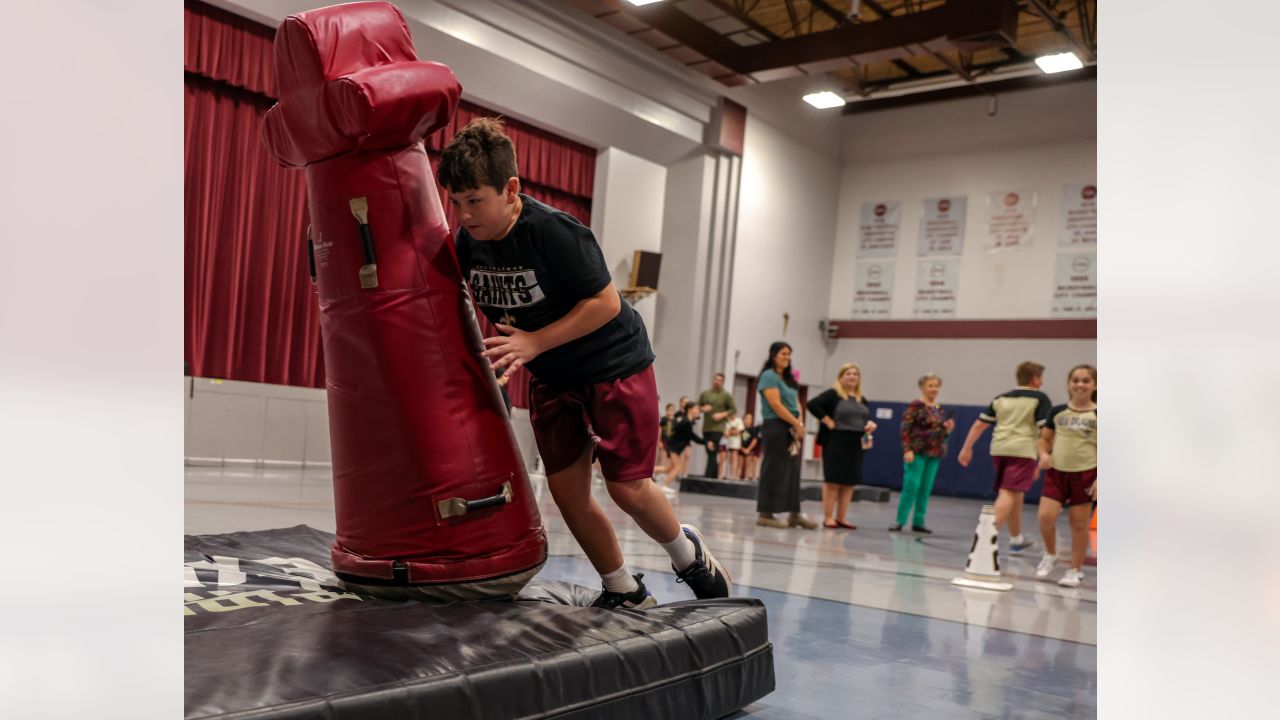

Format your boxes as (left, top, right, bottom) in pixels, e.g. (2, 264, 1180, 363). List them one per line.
(590, 573, 658, 610)
(888, 523, 903, 532)
(912, 525, 934, 534)
(673, 524, 732, 599)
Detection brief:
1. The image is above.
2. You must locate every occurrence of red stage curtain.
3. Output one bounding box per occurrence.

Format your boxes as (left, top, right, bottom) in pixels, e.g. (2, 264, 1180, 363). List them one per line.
(185, 0, 595, 403)
(184, 75, 323, 387)
(184, 1, 276, 96)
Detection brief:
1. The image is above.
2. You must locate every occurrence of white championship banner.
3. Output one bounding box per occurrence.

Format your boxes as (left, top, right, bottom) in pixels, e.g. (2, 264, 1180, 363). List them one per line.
(984, 190, 1037, 250)
(1051, 251, 1097, 317)
(1059, 183, 1097, 247)
(918, 196, 967, 256)
(856, 201, 902, 258)
(851, 260, 895, 318)
(913, 258, 960, 318)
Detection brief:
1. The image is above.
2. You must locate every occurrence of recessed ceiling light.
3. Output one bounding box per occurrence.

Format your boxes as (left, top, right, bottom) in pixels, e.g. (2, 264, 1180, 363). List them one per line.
(625, 0, 665, 6)
(802, 91, 846, 109)
(1035, 52, 1084, 74)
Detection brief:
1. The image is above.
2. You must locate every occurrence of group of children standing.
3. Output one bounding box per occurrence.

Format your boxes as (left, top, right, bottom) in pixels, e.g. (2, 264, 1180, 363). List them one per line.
(656, 388, 762, 490)
(952, 361, 1099, 587)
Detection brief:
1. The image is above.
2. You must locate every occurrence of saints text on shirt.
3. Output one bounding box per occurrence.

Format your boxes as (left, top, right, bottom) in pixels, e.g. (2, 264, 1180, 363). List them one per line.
(469, 267, 547, 309)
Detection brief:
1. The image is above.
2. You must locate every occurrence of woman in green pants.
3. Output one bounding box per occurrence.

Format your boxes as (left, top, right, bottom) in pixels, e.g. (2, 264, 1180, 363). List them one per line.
(890, 374, 955, 533)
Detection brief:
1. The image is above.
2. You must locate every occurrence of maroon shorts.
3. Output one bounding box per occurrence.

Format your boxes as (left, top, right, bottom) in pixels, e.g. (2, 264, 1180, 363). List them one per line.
(1043, 467, 1097, 506)
(992, 455, 1039, 493)
(529, 364, 659, 482)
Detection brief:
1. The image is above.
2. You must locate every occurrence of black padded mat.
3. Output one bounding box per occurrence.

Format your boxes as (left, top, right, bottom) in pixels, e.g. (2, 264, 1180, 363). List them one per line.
(185, 526, 774, 719)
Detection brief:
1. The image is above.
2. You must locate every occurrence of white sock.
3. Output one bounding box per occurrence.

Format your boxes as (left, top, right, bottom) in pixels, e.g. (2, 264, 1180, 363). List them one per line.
(600, 565, 639, 594)
(1010, 534, 1024, 544)
(662, 528, 698, 571)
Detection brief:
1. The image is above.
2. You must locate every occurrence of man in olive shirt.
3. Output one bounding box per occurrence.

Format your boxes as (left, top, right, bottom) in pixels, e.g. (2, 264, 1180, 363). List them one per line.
(698, 372, 737, 477)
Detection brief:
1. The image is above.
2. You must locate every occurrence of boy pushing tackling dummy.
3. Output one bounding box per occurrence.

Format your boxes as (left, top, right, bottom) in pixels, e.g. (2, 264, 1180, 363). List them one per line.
(438, 118, 730, 608)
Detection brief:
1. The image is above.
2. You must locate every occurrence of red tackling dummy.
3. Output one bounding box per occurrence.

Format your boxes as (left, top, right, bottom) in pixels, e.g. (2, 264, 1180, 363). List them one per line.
(261, 2, 546, 596)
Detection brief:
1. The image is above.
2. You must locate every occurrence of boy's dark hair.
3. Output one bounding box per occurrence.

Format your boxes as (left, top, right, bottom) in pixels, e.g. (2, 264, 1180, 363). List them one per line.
(436, 117, 518, 193)
(1016, 361, 1045, 385)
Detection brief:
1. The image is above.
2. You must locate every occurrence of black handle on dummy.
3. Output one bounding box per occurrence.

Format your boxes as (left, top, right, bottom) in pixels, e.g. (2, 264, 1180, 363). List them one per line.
(465, 491, 512, 512)
(358, 225, 376, 265)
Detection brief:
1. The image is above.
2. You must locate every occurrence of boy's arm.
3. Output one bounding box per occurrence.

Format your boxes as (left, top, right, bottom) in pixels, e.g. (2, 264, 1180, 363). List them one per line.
(956, 419, 991, 467)
(483, 282, 621, 383)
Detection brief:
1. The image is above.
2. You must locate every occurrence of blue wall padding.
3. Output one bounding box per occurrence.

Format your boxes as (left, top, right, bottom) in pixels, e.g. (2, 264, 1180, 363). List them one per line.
(854, 402, 1042, 502)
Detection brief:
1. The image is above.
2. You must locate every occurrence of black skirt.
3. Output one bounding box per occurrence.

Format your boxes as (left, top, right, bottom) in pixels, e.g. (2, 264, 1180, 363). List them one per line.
(821, 430, 864, 486)
(757, 419, 802, 513)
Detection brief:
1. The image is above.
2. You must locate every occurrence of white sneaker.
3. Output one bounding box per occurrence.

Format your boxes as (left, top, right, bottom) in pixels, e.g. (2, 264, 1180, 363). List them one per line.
(1057, 569, 1084, 587)
(1035, 554, 1057, 579)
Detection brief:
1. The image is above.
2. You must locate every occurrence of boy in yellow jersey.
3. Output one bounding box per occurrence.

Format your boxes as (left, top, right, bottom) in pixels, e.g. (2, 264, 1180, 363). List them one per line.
(1034, 365, 1098, 587)
(958, 361, 1053, 555)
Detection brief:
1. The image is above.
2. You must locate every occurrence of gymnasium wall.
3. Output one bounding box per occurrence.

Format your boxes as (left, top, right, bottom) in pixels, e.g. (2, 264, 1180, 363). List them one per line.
(822, 81, 1098, 404)
(590, 147, 667, 343)
(725, 114, 842, 390)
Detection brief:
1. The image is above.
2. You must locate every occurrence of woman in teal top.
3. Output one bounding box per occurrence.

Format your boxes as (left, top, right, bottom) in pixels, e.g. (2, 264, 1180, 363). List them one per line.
(755, 341, 817, 529)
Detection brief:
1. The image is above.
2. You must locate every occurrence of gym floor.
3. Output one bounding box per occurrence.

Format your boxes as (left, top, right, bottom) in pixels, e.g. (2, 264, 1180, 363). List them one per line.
(186, 466, 1097, 719)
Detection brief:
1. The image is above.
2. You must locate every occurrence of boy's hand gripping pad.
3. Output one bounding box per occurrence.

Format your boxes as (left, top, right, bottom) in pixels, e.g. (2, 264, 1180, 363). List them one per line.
(261, 2, 546, 590)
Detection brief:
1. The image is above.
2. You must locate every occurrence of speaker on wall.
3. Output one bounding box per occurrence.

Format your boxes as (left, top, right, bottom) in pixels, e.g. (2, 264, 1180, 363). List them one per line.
(628, 250, 662, 291)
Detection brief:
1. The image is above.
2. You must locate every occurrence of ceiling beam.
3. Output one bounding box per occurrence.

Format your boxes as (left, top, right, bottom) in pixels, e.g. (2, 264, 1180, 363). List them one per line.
(704, 0, 781, 41)
(614, 0, 1017, 77)
(782, 0, 801, 37)
(1075, 0, 1096, 54)
(614, 0, 748, 66)
(1025, 0, 1095, 62)
(814, 0, 981, 83)
(809, 0, 923, 78)
(841, 63, 1095, 114)
(920, 45, 973, 81)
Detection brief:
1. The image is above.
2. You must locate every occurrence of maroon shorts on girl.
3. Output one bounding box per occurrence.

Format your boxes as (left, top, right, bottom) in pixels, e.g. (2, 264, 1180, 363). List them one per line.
(1043, 467, 1097, 506)
(992, 455, 1039, 493)
(528, 364, 659, 482)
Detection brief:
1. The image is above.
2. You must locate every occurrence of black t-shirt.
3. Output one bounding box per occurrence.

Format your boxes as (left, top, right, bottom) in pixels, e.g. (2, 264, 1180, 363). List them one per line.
(667, 417, 707, 452)
(659, 416, 676, 441)
(455, 195, 654, 388)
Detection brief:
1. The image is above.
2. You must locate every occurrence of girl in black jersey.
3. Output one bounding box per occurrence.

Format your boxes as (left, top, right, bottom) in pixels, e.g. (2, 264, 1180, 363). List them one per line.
(662, 402, 716, 488)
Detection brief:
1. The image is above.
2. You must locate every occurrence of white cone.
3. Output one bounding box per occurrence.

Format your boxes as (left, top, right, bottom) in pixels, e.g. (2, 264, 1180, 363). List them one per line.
(951, 504, 1013, 592)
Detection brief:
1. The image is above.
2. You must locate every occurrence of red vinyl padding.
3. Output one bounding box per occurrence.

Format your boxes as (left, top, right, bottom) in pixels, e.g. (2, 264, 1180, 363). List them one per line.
(260, 1, 546, 588)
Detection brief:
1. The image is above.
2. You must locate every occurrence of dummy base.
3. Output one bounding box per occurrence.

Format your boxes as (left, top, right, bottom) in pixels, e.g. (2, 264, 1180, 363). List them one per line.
(185, 525, 774, 719)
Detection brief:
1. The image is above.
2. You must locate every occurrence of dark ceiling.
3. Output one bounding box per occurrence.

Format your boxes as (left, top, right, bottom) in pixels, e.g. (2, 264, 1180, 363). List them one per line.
(566, 0, 1096, 107)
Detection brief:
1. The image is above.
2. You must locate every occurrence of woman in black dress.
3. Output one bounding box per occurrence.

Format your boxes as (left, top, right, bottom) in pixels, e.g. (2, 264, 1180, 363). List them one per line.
(806, 363, 878, 529)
